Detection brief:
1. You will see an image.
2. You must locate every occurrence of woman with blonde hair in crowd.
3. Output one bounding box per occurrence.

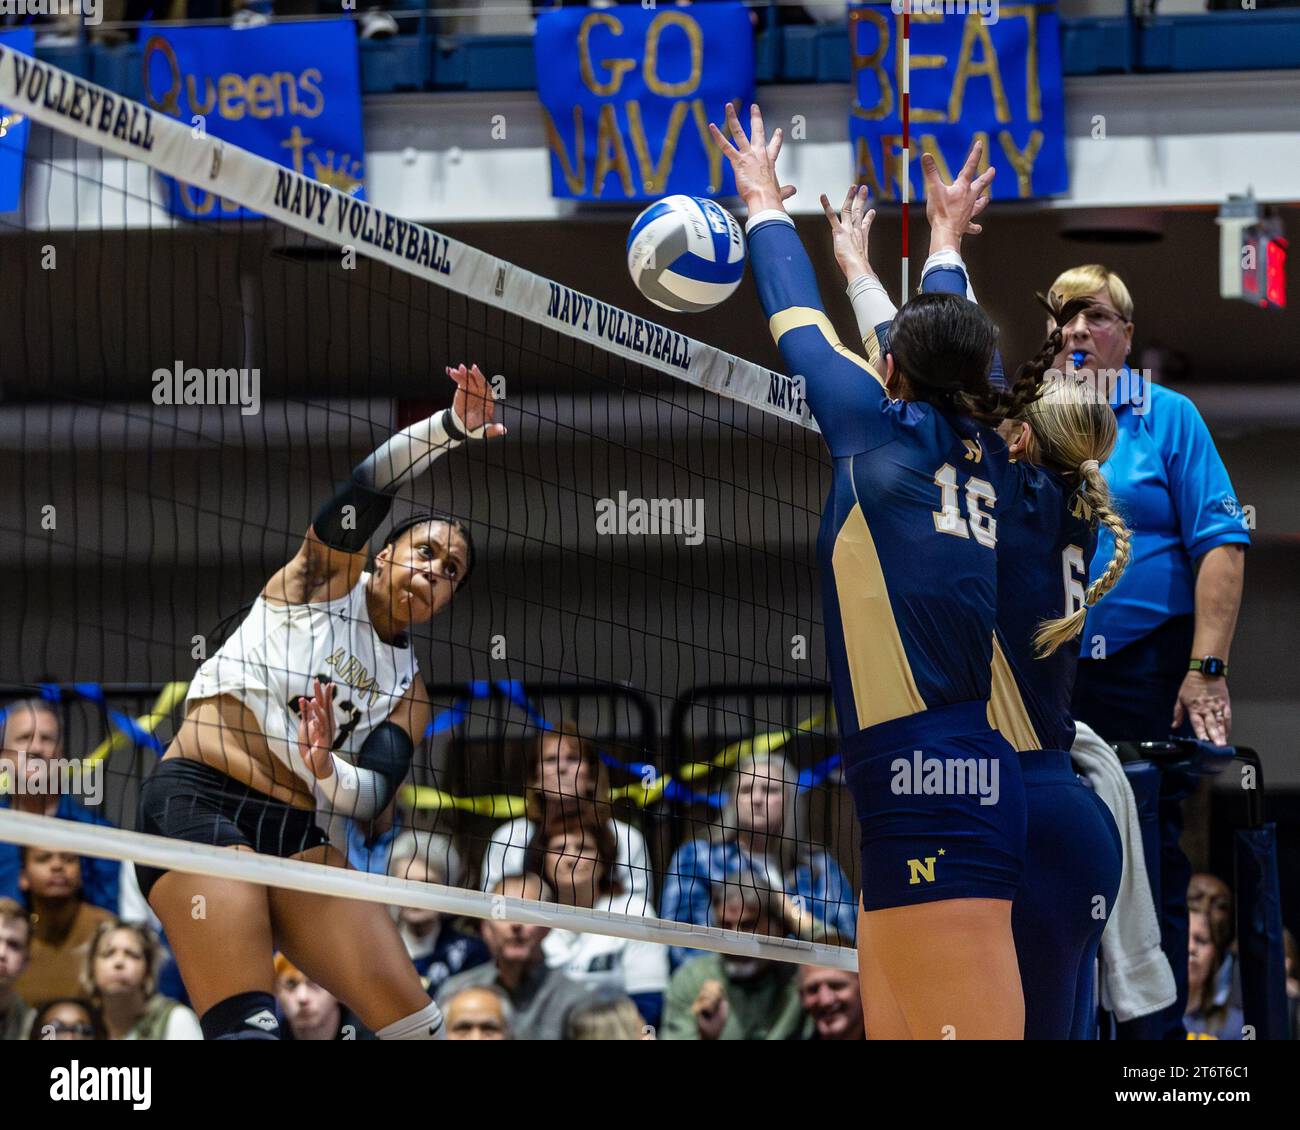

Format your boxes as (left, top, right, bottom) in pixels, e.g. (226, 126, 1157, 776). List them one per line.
(661, 748, 855, 967)
(480, 722, 652, 915)
(81, 919, 201, 1039)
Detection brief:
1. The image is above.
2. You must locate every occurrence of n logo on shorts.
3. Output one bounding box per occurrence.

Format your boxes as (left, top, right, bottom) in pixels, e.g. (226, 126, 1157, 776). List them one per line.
(907, 857, 937, 885)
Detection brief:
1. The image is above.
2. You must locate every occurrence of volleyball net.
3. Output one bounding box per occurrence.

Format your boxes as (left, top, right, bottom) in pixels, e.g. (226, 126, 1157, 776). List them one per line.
(0, 47, 857, 971)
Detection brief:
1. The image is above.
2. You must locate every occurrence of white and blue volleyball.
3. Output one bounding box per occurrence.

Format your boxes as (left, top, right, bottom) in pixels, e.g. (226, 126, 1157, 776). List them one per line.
(627, 195, 746, 313)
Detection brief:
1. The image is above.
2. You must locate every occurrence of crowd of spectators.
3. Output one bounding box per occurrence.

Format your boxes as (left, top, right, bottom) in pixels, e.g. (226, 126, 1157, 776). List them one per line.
(3, 694, 1297, 1040)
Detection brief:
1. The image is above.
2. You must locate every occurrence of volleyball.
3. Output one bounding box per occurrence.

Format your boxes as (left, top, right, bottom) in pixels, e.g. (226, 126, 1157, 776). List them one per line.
(626, 195, 747, 313)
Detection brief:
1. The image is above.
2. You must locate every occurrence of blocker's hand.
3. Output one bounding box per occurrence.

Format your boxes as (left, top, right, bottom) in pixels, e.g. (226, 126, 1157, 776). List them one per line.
(708, 102, 796, 215)
(821, 184, 876, 284)
(922, 137, 995, 247)
(446, 363, 507, 439)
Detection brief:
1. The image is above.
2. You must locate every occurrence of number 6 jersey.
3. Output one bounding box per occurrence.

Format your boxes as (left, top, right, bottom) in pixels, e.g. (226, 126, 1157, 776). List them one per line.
(186, 572, 419, 791)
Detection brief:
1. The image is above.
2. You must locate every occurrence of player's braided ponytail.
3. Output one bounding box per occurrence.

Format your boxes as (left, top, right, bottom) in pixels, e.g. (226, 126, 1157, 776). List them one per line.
(1024, 376, 1133, 656)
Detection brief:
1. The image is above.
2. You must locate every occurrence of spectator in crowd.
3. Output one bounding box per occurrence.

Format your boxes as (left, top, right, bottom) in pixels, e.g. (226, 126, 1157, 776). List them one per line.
(0, 698, 119, 914)
(387, 830, 489, 996)
(661, 879, 807, 1040)
(1185, 910, 1245, 1039)
(275, 953, 377, 1041)
(115, 861, 187, 1006)
(27, 998, 105, 1041)
(799, 964, 865, 1040)
(13, 848, 113, 1005)
(660, 749, 855, 966)
(565, 994, 651, 1040)
(527, 823, 669, 1027)
(81, 920, 200, 1040)
(0, 897, 33, 1040)
(480, 723, 652, 915)
(1052, 265, 1250, 1040)
(437, 873, 592, 1041)
(444, 986, 513, 1040)
(1188, 871, 1238, 1006)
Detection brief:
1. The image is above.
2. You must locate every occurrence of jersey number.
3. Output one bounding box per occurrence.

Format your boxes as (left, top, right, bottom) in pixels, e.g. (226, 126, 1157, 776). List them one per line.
(1062, 544, 1087, 616)
(932, 464, 997, 548)
(288, 676, 362, 751)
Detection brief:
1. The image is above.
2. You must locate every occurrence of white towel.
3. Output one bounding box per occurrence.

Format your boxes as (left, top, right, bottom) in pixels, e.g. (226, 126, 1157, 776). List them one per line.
(1070, 721, 1177, 1022)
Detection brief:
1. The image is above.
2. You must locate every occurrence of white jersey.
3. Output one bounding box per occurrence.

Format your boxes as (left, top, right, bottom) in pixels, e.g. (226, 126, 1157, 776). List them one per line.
(187, 572, 419, 794)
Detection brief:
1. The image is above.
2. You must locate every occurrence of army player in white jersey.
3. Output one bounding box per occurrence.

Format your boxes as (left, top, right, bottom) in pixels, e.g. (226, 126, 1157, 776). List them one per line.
(135, 362, 505, 1040)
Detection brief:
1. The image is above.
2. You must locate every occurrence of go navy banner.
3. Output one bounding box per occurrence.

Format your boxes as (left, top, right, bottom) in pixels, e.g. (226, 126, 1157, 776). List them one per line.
(848, 3, 1067, 200)
(535, 2, 755, 202)
(0, 26, 34, 214)
(140, 18, 365, 219)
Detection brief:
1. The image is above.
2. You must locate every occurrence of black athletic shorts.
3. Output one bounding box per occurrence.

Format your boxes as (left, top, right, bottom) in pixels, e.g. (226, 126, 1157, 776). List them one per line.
(135, 759, 330, 901)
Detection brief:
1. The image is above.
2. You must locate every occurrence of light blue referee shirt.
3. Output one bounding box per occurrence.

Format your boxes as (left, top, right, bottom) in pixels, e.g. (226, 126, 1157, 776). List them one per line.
(1082, 367, 1251, 654)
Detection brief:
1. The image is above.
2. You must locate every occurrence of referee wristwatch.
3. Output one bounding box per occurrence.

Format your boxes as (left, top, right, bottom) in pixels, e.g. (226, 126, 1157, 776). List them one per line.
(1189, 656, 1229, 678)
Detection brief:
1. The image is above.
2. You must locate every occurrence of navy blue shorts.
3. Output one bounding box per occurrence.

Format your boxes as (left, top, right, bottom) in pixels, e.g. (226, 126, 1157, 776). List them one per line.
(135, 758, 329, 902)
(843, 701, 1027, 912)
(1013, 749, 1122, 1040)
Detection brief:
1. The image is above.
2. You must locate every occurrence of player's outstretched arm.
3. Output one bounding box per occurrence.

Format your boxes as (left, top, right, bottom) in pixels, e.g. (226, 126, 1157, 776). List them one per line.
(266, 363, 506, 605)
(917, 144, 1007, 388)
(710, 103, 887, 455)
(822, 186, 897, 370)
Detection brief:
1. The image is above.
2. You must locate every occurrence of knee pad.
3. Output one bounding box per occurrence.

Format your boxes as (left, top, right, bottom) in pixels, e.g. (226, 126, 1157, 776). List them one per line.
(201, 991, 281, 1040)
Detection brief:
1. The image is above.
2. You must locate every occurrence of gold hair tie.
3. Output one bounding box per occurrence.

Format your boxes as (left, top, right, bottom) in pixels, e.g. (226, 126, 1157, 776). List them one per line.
(1079, 459, 1101, 476)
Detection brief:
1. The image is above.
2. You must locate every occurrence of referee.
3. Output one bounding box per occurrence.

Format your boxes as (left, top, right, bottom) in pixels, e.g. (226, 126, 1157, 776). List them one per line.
(1047, 264, 1250, 1039)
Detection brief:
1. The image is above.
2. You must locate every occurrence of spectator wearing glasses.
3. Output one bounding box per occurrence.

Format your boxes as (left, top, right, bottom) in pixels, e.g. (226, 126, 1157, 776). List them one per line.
(27, 998, 105, 1041)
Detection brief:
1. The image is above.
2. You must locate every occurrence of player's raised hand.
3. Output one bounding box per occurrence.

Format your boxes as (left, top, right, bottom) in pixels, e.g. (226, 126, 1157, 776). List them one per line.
(297, 678, 337, 780)
(923, 138, 995, 251)
(708, 102, 796, 215)
(821, 185, 877, 284)
(445, 363, 507, 440)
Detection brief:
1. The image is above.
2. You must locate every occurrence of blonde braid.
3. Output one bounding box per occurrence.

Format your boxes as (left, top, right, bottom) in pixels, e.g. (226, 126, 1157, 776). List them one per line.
(1033, 459, 1132, 656)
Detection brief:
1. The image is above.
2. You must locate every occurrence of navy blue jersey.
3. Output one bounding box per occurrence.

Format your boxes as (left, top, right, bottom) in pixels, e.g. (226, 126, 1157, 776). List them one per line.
(916, 258, 1094, 752)
(749, 214, 1008, 737)
(989, 464, 1096, 752)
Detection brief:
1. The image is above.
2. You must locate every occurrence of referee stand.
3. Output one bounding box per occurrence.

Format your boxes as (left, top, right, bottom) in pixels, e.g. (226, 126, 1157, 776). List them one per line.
(1111, 738, 1289, 1040)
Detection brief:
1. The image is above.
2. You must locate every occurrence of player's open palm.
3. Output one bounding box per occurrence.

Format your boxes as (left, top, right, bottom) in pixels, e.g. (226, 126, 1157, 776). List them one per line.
(446, 363, 507, 439)
(297, 677, 337, 780)
(923, 138, 995, 239)
(821, 184, 876, 284)
(709, 102, 796, 212)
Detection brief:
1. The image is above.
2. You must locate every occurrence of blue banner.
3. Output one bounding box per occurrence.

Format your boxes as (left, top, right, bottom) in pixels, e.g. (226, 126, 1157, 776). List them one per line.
(536, 3, 755, 202)
(141, 19, 365, 220)
(849, 3, 1066, 200)
(0, 27, 35, 214)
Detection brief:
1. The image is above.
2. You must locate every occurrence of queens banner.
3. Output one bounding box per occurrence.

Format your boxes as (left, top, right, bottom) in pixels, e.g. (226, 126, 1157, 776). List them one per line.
(536, 3, 755, 202)
(849, 3, 1067, 201)
(141, 19, 365, 219)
